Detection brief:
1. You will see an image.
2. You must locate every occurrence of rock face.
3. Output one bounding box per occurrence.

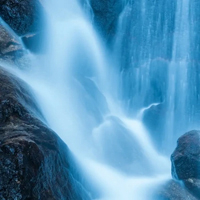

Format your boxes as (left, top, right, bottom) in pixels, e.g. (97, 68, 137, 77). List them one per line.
(0, 67, 91, 200)
(90, 0, 125, 43)
(0, 21, 24, 65)
(171, 130, 200, 199)
(0, 0, 44, 36)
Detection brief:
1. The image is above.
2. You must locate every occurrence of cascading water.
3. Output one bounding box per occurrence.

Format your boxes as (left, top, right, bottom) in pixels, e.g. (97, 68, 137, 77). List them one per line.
(164, 0, 190, 151)
(114, 0, 199, 154)
(1, 0, 197, 199)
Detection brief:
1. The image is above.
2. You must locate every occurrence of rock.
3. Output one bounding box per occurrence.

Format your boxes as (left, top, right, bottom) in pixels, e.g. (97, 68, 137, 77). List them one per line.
(171, 130, 200, 180)
(184, 178, 200, 199)
(0, 0, 44, 36)
(90, 0, 125, 43)
(154, 180, 198, 200)
(171, 130, 200, 199)
(0, 67, 92, 200)
(0, 20, 25, 65)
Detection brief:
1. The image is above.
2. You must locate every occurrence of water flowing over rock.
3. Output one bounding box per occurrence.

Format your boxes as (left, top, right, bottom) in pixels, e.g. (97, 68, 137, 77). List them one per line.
(171, 130, 200, 180)
(0, 68, 92, 200)
(90, 0, 125, 42)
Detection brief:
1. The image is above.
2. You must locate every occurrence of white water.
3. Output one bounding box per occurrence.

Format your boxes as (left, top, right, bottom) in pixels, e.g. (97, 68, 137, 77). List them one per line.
(164, 0, 190, 147)
(1, 0, 172, 199)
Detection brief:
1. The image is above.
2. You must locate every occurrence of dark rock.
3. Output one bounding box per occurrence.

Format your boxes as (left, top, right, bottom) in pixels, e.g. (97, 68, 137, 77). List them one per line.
(0, 67, 92, 200)
(171, 130, 200, 180)
(171, 130, 200, 199)
(0, 21, 24, 64)
(154, 180, 198, 200)
(90, 0, 125, 43)
(184, 178, 200, 199)
(0, 0, 44, 36)
(22, 32, 45, 53)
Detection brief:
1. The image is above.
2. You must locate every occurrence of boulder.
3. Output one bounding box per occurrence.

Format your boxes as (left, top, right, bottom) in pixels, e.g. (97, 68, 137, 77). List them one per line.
(171, 130, 200, 180)
(0, 67, 92, 200)
(171, 130, 200, 199)
(0, 0, 44, 36)
(0, 20, 25, 65)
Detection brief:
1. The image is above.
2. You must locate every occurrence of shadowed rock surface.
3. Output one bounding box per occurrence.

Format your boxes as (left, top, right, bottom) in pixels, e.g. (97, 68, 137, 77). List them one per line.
(0, 0, 44, 36)
(90, 0, 125, 43)
(0, 20, 25, 65)
(0, 67, 92, 200)
(154, 180, 198, 200)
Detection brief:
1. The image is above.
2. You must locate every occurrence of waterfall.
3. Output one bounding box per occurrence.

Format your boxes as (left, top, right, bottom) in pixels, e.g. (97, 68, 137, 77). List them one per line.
(114, 0, 198, 153)
(1, 0, 196, 199)
(164, 0, 190, 150)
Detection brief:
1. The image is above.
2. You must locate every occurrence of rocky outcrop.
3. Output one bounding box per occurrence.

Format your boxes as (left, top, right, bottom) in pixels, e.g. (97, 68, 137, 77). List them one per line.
(0, 0, 45, 53)
(171, 130, 200, 199)
(0, 67, 91, 200)
(0, 20, 25, 65)
(0, 0, 44, 36)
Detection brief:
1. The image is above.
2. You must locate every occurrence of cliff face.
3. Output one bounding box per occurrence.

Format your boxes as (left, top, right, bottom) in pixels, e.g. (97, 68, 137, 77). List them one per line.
(0, 68, 91, 200)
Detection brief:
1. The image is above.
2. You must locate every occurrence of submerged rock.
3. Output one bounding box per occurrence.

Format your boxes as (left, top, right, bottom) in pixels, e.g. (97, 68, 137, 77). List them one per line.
(0, 67, 91, 200)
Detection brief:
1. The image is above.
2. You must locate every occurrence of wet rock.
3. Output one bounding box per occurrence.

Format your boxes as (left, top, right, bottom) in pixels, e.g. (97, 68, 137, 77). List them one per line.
(0, 67, 91, 200)
(171, 130, 200, 180)
(154, 180, 198, 200)
(90, 0, 125, 42)
(0, 21, 24, 65)
(0, 0, 44, 36)
(171, 130, 200, 199)
(184, 178, 200, 199)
